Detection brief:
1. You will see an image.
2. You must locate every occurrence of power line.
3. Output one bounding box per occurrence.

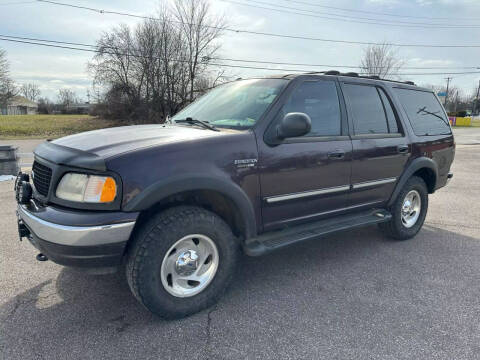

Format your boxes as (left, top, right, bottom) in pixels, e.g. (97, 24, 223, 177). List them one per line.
(0, 1, 35, 5)
(35, 0, 480, 48)
(2, 36, 480, 77)
(234, 0, 480, 28)
(222, 0, 480, 29)
(0, 37, 309, 72)
(2, 34, 479, 70)
(281, 0, 480, 21)
(0, 34, 97, 48)
(210, 55, 479, 70)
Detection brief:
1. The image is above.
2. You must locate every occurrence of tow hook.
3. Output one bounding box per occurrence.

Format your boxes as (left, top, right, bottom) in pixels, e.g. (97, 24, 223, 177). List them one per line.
(36, 253, 48, 262)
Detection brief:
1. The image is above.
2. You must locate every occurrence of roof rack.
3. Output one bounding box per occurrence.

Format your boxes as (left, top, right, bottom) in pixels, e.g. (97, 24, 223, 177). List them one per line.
(324, 70, 340, 75)
(284, 72, 417, 87)
(338, 73, 417, 86)
(342, 72, 359, 77)
(304, 71, 327, 75)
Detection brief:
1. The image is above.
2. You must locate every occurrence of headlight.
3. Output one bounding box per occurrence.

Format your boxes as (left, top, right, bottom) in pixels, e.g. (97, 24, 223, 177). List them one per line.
(56, 173, 117, 203)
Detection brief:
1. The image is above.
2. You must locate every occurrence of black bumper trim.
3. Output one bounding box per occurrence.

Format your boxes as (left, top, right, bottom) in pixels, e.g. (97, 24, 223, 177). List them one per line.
(27, 231, 127, 268)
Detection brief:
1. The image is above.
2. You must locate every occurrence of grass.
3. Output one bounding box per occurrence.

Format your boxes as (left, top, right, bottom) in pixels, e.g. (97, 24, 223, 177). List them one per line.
(1, 114, 478, 139)
(0, 114, 120, 139)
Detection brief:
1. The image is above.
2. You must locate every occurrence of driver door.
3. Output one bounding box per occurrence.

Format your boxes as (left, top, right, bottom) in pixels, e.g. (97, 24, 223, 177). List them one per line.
(257, 78, 353, 231)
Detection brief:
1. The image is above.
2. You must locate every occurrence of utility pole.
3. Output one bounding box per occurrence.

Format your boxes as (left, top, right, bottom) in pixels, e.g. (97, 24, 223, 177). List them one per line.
(453, 90, 458, 114)
(444, 77, 452, 108)
(473, 80, 480, 116)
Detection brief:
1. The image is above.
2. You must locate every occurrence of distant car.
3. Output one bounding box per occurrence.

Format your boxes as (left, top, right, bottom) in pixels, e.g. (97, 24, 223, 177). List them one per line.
(16, 72, 455, 318)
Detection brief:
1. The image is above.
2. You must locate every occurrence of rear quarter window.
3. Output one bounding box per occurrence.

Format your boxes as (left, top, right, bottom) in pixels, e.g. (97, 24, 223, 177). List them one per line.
(394, 88, 451, 136)
(342, 83, 389, 135)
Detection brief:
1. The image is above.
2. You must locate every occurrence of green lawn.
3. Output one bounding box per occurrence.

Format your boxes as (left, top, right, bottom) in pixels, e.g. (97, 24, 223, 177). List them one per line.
(0, 115, 120, 139)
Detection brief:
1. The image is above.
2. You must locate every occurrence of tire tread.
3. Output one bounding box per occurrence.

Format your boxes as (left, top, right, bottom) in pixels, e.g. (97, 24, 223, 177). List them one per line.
(380, 176, 428, 241)
(126, 206, 238, 318)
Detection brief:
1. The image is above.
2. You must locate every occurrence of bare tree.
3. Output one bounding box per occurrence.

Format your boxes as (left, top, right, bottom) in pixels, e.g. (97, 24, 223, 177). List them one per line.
(0, 48, 9, 84)
(37, 97, 54, 114)
(0, 48, 18, 110)
(0, 79, 18, 110)
(88, 1, 226, 122)
(360, 42, 404, 79)
(173, 0, 226, 101)
(21, 83, 41, 101)
(194, 68, 227, 95)
(58, 89, 77, 109)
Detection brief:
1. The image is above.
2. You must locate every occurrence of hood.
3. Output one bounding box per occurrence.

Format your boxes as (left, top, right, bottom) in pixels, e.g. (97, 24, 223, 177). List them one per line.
(53, 124, 226, 158)
(34, 124, 230, 171)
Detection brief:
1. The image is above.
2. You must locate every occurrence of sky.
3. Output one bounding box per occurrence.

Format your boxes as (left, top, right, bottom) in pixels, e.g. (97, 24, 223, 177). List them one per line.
(0, 0, 479, 102)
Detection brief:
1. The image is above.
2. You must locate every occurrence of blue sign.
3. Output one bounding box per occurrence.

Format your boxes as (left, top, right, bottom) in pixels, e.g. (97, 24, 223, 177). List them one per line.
(437, 92, 447, 97)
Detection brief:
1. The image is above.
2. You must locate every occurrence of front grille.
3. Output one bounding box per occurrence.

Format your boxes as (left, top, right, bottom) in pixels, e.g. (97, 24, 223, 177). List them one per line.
(32, 161, 52, 197)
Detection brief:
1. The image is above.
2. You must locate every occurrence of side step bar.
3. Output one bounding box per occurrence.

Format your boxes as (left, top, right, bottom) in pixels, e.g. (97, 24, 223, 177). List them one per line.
(244, 209, 391, 256)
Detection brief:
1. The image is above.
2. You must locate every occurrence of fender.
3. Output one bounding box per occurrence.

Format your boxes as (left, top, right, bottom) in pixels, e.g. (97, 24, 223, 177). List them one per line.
(123, 175, 257, 239)
(387, 157, 438, 207)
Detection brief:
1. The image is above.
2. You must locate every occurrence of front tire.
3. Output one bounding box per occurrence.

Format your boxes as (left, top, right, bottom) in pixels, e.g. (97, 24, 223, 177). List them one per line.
(379, 176, 428, 240)
(126, 206, 240, 319)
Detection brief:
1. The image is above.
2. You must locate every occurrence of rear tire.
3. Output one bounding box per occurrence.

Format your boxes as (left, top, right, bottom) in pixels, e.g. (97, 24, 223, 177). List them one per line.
(379, 176, 428, 240)
(126, 206, 240, 319)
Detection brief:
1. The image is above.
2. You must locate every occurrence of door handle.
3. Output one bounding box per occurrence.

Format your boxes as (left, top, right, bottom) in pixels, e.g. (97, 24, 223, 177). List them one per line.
(327, 150, 345, 159)
(397, 145, 409, 154)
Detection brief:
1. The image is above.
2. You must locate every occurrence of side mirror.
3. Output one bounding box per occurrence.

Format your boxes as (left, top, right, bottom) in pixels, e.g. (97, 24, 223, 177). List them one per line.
(276, 112, 311, 140)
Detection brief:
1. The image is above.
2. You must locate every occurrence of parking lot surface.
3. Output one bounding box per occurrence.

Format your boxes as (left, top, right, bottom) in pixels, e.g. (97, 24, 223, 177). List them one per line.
(1, 145, 479, 360)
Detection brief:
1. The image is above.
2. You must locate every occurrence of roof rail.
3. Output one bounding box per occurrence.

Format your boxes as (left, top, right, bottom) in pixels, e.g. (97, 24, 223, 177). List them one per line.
(304, 71, 327, 75)
(291, 72, 418, 87)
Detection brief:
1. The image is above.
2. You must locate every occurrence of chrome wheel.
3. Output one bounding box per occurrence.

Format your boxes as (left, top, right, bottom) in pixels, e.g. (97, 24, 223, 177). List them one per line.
(160, 234, 219, 298)
(401, 190, 421, 228)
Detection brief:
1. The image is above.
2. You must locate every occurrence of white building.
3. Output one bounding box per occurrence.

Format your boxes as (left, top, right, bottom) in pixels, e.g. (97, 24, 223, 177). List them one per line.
(1, 95, 38, 115)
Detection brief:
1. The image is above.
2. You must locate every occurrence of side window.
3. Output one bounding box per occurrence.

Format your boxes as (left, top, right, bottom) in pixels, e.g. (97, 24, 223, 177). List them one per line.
(281, 80, 341, 137)
(394, 88, 451, 136)
(343, 83, 388, 135)
(378, 88, 399, 133)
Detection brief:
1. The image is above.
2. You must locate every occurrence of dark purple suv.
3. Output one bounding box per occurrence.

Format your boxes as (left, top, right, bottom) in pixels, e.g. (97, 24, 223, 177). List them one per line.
(15, 73, 454, 318)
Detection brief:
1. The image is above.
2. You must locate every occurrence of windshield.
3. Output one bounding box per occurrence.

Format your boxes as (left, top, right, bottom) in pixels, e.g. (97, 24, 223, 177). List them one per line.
(171, 79, 288, 129)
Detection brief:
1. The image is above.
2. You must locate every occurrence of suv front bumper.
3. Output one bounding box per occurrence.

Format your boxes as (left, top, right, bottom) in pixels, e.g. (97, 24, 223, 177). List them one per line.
(17, 204, 137, 269)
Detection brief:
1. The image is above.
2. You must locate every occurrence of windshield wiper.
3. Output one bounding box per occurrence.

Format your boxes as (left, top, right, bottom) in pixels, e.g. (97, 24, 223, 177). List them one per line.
(175, 117, 219, 131)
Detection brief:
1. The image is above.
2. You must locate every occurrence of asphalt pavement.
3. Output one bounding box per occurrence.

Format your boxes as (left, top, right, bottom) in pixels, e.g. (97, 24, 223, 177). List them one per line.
(0, 142, 479, 359)
(0, 139, 43, 169)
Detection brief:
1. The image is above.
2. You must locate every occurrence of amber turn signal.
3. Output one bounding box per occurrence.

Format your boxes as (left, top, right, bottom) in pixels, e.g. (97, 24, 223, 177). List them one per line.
(100, 177, 117, 203)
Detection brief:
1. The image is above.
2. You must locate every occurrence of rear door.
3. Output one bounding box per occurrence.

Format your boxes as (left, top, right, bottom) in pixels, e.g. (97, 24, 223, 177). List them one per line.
(258, 77, 353, 231)
(340, 81, 410, 208)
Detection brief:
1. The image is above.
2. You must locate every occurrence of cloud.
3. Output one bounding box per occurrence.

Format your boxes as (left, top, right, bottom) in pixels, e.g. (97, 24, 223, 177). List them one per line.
(1, 0, 479, 100)
(367, 0, 399, 4)
(415, 0, 433, 6)
(407, 58, 456, 67)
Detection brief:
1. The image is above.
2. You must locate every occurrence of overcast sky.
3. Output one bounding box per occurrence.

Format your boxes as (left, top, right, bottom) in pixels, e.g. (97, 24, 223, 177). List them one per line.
(1, 0, 479, 102)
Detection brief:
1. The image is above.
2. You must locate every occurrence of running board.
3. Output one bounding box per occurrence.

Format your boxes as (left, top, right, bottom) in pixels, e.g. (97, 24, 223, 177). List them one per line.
(244, 209, 391, 256)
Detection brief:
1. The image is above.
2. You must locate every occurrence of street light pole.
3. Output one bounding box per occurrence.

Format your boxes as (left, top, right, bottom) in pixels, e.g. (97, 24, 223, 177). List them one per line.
(444, 77, 452, 108)
(473, 79, 480, 116)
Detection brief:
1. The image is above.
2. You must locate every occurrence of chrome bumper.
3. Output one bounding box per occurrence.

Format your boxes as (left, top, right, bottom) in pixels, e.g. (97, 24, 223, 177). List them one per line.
(17, 204, 135, 246)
